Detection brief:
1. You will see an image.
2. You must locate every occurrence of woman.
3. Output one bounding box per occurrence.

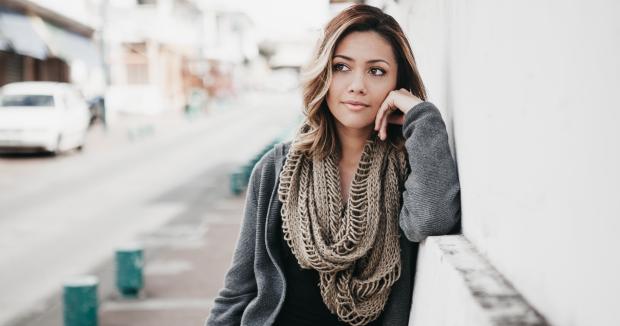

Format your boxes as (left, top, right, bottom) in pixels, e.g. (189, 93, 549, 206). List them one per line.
(206, 4, 461, 326)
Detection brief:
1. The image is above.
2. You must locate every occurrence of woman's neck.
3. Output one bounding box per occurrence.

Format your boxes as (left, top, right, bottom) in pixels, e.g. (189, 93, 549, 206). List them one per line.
(335, 122, 373, 167)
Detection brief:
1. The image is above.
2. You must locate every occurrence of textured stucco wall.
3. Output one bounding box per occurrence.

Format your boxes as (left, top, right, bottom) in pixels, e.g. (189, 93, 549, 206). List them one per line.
(388, 1, 620, 325)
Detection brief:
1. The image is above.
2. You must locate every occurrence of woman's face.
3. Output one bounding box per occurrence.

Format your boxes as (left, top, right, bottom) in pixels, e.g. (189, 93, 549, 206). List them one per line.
(326, 31, 398, 132)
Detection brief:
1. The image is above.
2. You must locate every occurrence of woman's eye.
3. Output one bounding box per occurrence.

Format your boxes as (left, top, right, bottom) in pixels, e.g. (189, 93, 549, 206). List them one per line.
(333, 63, 349, 72)
(369, 67, 386, 76)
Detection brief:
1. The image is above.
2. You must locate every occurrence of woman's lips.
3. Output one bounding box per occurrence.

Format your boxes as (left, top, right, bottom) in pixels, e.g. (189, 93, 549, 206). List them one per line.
(342, 101, 369, 111)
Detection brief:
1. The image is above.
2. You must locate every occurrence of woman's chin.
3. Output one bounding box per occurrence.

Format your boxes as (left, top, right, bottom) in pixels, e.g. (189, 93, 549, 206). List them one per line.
(336, 119, 374, 132)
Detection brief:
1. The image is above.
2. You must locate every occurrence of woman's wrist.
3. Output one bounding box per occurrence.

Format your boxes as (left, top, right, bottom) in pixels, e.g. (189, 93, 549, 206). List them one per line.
(401, 100, 425, 117)
(393, 91, 423, 115)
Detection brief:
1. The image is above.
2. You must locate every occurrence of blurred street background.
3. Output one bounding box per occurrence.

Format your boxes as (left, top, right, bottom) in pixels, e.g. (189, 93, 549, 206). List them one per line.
(0, 0, 339, 325)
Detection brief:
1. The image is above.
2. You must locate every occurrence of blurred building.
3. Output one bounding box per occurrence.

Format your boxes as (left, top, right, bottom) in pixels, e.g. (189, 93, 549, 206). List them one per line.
(199, 9, 258, 100)
(103, 0, 206, 115)
(0, 0, 103, 97)
(103, 0, 260, 116)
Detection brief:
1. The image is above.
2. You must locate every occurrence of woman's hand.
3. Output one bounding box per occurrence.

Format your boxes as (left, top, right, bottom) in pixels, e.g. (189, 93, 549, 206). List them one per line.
(374, 88, 423, 141)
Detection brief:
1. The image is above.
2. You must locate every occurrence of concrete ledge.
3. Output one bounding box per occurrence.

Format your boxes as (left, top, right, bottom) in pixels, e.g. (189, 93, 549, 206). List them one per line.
(409, 235, 550, 326)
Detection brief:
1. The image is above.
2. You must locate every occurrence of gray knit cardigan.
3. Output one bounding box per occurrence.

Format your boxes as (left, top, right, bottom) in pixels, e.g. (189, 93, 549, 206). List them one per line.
(205, 101, 461, 326)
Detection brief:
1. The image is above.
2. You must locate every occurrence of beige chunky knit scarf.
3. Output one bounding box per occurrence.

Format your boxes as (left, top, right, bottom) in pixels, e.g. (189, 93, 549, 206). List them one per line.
(277, 132, 408, 326)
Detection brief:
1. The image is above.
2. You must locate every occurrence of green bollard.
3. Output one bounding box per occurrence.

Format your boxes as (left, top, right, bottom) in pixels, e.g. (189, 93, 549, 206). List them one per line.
(230, 171, 244, 195)
(242, 162, 254, 186)
(115, 245, 144, 298)
(63, 276, 98, 326)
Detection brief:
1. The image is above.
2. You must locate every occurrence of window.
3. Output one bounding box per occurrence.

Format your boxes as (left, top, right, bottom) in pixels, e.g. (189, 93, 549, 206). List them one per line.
(126, 64, 149, 84)
(0, 95, 55, 107)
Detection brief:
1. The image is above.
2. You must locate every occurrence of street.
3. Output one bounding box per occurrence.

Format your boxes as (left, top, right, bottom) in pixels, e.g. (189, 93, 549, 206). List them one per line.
(0, 91, 301, 326)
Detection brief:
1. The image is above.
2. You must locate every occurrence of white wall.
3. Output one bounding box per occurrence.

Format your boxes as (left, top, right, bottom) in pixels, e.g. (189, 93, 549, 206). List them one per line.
(394, 1, 620, 325)
(410, 235, 548, 326)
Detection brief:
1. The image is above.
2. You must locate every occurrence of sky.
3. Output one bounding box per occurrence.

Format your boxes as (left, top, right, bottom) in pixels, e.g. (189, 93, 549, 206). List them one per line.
(27, 0, 331, 41)
(199, 0, 331, 40)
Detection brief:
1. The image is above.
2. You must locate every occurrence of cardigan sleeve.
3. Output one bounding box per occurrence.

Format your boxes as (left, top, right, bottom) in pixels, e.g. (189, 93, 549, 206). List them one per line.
(398, 101, 462, 242)
(206, 156, 265, 325)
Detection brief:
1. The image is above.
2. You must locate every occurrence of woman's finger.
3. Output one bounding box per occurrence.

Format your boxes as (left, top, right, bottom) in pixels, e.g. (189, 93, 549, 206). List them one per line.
(379, 108, 406, 140)
(375, 101, 387, 131)
(374, 101, 384, 130)
(375, 92, 392, 130)
(380, 110, 389, 140)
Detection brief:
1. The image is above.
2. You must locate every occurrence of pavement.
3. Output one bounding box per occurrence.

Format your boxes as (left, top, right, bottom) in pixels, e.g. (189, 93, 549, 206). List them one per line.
(12, 150, 247, 326)
(5, 92, 299, 326)
(97, 166, 245, 326)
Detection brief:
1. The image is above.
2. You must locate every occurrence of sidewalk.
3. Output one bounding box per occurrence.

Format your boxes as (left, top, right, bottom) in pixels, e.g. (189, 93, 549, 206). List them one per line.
(5, 91, 299, 326)
(13, 161, 246, 326)
(99, 164, 244, 326)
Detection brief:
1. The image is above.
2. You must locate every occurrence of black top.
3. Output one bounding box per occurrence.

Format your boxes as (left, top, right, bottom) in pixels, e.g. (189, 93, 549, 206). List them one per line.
(273, 221, 384, 326)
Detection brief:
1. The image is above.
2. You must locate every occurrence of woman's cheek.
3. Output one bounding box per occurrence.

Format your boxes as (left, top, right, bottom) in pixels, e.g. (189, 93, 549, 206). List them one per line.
(369, 103, 380, 117)
(330, 74, 347, 94)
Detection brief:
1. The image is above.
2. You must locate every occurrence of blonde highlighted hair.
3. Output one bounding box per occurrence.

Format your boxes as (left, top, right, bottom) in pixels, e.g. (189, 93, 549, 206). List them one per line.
(293, 4, 427, 160)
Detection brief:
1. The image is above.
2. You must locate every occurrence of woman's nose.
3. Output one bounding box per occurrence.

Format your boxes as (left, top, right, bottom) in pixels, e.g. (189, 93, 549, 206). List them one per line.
(347, 72, 367, 94)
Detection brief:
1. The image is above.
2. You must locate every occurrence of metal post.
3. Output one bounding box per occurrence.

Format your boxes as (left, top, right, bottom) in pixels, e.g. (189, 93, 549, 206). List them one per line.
(115, 245, 144, 298)
(63, 276, 98, 326)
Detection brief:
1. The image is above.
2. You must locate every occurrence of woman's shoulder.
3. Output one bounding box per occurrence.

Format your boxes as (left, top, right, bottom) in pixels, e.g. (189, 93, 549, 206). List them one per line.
(250, 140, 292, 185)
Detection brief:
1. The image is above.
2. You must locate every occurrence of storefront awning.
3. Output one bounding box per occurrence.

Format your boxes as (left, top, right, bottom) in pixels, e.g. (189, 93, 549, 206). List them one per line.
(42, 21, 101, 67)
(0, 10, 48, 59)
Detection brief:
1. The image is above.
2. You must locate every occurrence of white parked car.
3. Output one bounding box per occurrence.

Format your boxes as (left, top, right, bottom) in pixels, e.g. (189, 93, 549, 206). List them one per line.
(0, 82, 90, 154)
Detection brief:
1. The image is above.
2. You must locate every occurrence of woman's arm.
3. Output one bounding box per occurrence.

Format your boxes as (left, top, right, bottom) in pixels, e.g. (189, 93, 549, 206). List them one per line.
(398, 101, 461, 242)
(206, 162, 263, 325)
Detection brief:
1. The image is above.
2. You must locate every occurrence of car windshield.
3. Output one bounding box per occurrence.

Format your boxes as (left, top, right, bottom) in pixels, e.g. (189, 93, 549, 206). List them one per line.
(0, 95, 55, 107)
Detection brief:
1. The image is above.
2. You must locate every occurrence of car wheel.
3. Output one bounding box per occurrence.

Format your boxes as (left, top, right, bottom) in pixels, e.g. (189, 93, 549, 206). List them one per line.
(76, 132, 87, 152)
(52, 135, 63, 156)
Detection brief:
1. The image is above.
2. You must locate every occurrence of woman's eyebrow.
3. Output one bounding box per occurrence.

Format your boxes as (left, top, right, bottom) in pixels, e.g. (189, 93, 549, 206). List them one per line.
(333, 54, 391, 66)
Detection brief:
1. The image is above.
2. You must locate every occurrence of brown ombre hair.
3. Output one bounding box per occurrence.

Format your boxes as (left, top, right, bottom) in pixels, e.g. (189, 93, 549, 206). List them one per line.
(293, 4, 427, 160)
